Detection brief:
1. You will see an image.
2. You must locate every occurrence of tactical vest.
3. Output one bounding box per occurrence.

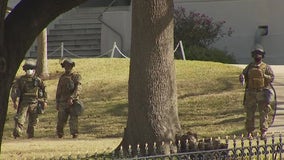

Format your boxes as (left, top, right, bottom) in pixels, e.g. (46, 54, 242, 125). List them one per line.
(57, 72, 81, 103)
(60, 74, 75, 95)
(19, 76, 40, 102)
(247, 63, 268, 89)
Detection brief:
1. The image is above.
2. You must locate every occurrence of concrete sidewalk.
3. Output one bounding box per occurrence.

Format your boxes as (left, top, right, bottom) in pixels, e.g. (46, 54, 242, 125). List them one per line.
(235, 65, 284, 137)
(266, 65, 284, 136)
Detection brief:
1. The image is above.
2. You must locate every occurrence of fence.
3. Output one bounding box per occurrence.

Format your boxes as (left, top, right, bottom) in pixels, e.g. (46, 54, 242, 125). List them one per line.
(48, 42, 129, 59)
(34, 134, 283, 160)
(48, 41, 186, 60)
(174, 40, 186, 60)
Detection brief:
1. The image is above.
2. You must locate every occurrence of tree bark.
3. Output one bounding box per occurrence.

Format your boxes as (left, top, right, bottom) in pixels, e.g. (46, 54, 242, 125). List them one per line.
(37, 28, 49, 79)
(118, 0, 181, 156)
(0, 0, 86, 152)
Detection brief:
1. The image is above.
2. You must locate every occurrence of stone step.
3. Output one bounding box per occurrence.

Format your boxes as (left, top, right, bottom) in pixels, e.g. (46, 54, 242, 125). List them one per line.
(63, 13, 102, 19)
(59, 18, 101, 24)
(76, 7, 106, 13)
(47, 49, 101, 57)
(48, 39, 100, 47)
(54, 23, 101, 30)
(30, 48, 102, 57)
(48, 44, 100, 51)
(29, 6, 105, 58)
(47, 33, 100, 41)
(34, 43, 100, 52)
(49, 28, 101, 35)
(272, 116, 284, 122)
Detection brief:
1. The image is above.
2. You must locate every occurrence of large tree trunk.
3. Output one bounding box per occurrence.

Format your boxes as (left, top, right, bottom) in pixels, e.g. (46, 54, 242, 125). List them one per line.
(37, 28, 49, 79)
(0, 0, 9, 154)
(0, 0, 86, 152)
(118, 0, 181, 156)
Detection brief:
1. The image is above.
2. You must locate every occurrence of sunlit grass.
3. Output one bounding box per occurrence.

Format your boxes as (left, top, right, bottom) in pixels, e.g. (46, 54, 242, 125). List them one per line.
(4, 58, 245, 139)
(2, 58, 249, 159)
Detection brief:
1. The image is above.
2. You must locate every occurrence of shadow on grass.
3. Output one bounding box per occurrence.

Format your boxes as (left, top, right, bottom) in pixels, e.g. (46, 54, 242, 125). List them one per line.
(83, 83, 128, 102)
(79, 123, 98, 134)
(179, 77, 238, 99)
(214, 117, 245, 125)
(206, 108, 244, 117)
(104, 103, 128, 117)
(79, 122, 124, 138)
(188, 116, 244, 128)
(185, 108, 245, 128)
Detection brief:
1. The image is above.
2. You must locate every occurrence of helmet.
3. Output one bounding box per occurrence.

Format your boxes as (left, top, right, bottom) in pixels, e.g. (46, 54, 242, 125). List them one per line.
(61, 57, 75, 68)
(72, 100, 84, 116)
(23, 59, 37, 70)
(251, 44, 265, 58)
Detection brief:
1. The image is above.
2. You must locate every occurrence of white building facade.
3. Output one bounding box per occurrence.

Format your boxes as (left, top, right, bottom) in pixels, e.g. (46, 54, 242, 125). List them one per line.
(174, 0, 284, 64)
(8, 0, 284, 64)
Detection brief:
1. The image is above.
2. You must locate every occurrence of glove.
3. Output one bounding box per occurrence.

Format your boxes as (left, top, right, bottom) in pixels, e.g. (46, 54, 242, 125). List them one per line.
(13, 103, 18, 110)
(67, 98, 73, 106)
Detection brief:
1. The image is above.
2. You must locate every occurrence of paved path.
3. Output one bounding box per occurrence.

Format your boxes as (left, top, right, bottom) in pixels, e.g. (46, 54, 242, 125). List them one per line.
(235, 65, 284, 137)
(266, 65, 284, 136)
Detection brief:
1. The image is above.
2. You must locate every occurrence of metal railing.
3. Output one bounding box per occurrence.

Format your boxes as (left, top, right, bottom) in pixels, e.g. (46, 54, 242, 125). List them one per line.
(34, 134, 283, 160)
(48, 40, 186, 59)
(48, 42, 129, 59)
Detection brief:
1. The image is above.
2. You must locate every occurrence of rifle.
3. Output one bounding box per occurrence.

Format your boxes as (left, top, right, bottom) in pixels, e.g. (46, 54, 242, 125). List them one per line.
(269, 83, 277, 126)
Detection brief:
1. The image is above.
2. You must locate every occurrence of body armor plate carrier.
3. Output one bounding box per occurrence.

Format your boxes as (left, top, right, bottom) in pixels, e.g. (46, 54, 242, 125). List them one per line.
(247, 63, 267, 89)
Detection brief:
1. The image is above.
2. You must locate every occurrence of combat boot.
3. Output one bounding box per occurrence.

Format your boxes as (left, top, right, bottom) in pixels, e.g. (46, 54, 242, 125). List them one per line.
(247, 132, 253, 140)
(72, 134, 78, 139)
(28, 134, 34, 139)
(13, 131, 20, 139)
(13, 134, 20, 139)
(57, 133, 63, 138)
(261, 131, 267, 140)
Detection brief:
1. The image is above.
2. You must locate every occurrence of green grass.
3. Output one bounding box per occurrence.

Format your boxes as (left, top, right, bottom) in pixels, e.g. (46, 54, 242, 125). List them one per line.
(4, 58, 245, 140)
(5, 58, 279, 159)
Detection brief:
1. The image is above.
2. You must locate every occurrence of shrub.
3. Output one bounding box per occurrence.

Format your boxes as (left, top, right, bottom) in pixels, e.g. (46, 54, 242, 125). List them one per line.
(174, 7, 235, 63)
(174, 7, 233, 48)
(175, 45, 236, 64)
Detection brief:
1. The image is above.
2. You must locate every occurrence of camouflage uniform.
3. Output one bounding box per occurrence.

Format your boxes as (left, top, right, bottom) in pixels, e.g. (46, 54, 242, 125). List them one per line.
(56, 58, 82, 138)
(241, 57, 274, 139)
(11, 59, 47, 138)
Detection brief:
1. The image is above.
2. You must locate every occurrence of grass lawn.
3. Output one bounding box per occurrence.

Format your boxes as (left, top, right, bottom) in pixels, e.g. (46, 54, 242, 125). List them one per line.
(2, 58, 247, 159)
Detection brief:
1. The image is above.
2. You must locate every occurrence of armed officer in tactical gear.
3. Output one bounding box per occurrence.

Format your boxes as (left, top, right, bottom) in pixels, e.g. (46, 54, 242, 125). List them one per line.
(11, 59, 47, 139)
(56, 58, 82, 138)
(239, 44, 274, 140)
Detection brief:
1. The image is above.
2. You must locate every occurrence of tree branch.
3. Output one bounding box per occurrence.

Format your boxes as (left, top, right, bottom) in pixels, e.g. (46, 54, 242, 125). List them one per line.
(4, 0, 86, 76)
